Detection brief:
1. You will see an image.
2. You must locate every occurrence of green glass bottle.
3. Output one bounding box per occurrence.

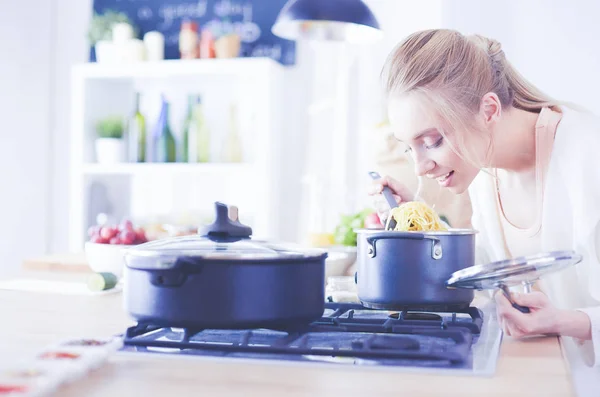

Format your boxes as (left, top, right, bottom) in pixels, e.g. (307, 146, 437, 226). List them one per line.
(127, 92, 146, 162)
(154, 95, 176, 163)
(183, 95, 210, 163)
(193, 96, 210, 163)
(181, 95, 195, 163)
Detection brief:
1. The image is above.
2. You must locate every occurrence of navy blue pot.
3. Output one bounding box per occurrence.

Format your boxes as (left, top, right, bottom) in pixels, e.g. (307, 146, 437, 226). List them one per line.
(355, 229, 477, 311)
(123, 202, 327, 330)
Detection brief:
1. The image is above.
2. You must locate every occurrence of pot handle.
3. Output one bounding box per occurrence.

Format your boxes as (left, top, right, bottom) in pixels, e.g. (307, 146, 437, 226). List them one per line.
(366, 234, 443, 260)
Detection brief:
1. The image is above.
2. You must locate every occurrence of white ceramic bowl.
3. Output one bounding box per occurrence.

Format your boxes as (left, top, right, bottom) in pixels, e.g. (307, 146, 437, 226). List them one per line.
(84, 242, 132, 278)
(325, 246, 357, 279)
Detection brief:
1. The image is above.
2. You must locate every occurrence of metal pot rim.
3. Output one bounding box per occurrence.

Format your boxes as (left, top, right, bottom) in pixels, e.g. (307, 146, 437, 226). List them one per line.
(124, 249, 329, 262)
(353, 228, 478, 236)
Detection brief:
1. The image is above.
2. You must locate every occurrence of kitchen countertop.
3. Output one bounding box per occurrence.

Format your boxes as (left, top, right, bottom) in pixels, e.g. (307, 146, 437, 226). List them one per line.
(0, 271, 576, 397)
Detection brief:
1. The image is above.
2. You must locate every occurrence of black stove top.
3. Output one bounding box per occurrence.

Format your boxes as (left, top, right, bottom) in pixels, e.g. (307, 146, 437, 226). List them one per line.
(121, 303, 485, 368)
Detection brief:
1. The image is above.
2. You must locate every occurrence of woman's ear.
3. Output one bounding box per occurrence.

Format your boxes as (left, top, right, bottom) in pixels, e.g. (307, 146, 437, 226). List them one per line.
(479, 92, 502, 125)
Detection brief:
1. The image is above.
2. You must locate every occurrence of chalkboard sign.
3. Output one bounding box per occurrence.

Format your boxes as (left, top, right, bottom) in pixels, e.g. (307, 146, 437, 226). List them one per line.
(92, 0, 296, 65)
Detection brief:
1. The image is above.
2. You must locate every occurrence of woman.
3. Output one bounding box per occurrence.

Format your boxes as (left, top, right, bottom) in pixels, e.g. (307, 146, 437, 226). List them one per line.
(368, 29, 600, 367)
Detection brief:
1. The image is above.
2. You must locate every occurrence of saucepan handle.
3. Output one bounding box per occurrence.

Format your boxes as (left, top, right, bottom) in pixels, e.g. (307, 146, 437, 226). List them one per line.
(365, 233, 442, 260)
(499, 284, 530, 314)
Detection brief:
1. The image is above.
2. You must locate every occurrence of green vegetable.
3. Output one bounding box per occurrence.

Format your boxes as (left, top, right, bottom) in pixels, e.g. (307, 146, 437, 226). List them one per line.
(88, 272, 118, 291)
(439, 215, 451, 227)
(333, 208, 373, 247)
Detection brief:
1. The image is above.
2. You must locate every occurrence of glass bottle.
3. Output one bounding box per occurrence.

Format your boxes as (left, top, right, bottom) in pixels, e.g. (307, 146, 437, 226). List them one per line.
(181, 94, 195, 163)
(193, 96, 210, 163)
(221, 103, 243, 163)
(183, 95, 210, 163)
(179, 20, 199, 59)
(153, 95, 176, 163)
(127, 92, 146, 162)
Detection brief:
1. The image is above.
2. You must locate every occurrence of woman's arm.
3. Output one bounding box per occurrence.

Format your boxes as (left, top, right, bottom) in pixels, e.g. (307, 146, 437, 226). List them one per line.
(558, 308, 593, 340)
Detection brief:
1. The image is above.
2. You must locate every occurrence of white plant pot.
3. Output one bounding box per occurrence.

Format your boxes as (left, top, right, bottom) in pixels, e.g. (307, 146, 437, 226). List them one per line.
(95, 138, 125, 164)
(95, 40, 117, 64)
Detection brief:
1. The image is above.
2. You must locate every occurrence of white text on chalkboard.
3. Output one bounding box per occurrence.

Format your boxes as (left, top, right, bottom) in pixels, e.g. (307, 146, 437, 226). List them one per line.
(159, 1, 209, 29)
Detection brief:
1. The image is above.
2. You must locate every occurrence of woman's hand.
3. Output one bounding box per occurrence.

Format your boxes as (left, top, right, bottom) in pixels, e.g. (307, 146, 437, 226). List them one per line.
(495, 291, 592, 340)
(495, 290, 560, 337)
(367, 175, 414, 223)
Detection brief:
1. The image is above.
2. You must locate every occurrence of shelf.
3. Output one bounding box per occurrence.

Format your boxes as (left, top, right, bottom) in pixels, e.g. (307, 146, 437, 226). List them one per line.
(81, 162, 254, 175)
(72, 57, 286, 80)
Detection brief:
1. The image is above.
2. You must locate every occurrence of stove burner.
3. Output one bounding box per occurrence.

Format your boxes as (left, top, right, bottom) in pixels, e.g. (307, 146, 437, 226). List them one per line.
(390, 312, 443, 321)
(327, 303, 483, 334)
(122, 303, 484, 365)
(351, 335, 420, 351)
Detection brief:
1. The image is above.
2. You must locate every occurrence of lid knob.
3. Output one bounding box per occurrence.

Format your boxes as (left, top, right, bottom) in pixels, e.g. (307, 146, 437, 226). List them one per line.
(198, 202, 252, 239)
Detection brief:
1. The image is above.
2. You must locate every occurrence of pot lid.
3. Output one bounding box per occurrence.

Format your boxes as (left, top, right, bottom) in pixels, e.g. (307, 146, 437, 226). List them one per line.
(124, 202, 327, 262)
(446, 250, 582, 290)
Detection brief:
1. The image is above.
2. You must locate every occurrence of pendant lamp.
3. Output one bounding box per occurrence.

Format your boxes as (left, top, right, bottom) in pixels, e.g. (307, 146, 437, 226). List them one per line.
(272, 0, 382, 43)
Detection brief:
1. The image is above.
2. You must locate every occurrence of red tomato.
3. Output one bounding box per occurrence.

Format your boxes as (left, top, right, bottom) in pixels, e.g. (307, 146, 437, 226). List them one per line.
(364, 212, 383, 228)
(0, 385, 28, 393)
(39, 351, 80, 360)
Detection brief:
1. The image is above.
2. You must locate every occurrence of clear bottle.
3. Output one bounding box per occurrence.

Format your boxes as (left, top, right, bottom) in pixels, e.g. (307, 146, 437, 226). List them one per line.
(184, 95, 210, 163)
(179, 20, 199, 59)
(153, 95, 176, 163)
(127, 92, 146, 162)
(221, 103, 243, 163)
(199, 28, 216, 59)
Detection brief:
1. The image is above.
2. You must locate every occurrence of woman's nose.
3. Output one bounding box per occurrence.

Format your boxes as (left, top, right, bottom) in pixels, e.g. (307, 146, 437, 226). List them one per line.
(413, 155, 435, 177)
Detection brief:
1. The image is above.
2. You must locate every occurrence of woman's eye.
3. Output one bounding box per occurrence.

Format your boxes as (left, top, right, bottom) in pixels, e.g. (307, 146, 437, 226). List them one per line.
(424, 137, 443, 150)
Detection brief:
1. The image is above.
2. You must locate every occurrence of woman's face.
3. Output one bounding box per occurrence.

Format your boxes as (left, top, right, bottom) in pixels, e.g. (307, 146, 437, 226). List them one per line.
(387, 95, 484, 195)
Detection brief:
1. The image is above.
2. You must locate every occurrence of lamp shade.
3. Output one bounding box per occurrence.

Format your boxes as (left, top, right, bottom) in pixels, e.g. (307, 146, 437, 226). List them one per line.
(272, 0, 382, 43)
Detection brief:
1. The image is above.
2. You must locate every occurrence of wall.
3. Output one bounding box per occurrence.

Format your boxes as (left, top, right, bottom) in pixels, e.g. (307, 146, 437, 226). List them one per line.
(0, 0, 55, 274)
(442, 0, 600, 114)
(49, 0, 93, 255)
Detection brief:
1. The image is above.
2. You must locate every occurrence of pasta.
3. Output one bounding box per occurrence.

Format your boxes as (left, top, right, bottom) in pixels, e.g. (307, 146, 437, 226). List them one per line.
(386, 201, 447, 232)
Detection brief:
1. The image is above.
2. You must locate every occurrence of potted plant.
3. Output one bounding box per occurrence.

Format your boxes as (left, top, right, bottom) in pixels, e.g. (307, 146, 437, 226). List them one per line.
(95, 116, 125, 164)
(87, 10, 135, 63)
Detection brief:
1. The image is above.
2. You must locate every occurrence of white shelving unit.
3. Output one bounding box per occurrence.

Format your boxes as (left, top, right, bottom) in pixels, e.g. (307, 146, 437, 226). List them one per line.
(69, 57, 288, 251)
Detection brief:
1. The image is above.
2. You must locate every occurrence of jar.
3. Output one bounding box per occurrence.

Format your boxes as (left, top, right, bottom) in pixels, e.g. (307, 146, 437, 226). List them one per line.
(112, 23, 134, 44)
(214, 33, 241, 59)
(325, 276, 359, 303)
(199, 29, 216, 59)
(121, 39, 146, 63)
(144, 31, 165, 61)
(179, 21, 199, 59)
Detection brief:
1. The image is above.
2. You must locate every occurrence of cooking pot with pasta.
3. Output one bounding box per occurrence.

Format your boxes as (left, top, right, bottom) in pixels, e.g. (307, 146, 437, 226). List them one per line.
(354, 228, 478, 311)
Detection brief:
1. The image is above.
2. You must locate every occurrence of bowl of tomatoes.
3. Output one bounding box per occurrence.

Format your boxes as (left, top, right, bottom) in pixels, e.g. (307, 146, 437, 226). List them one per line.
(85, 220, 148, 278)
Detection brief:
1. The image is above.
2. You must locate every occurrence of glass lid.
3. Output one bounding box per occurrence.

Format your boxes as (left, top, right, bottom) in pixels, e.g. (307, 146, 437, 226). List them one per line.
(125, 202, 327, 261)
(446, 250, 582, 290)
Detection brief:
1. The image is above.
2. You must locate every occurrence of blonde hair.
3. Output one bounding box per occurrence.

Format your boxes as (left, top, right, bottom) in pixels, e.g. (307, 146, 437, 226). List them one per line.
(381, 29, 562, 167)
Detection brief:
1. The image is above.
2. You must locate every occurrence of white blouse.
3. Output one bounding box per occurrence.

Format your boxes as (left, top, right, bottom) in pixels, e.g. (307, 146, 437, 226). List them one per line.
(468, 106, 600, 368)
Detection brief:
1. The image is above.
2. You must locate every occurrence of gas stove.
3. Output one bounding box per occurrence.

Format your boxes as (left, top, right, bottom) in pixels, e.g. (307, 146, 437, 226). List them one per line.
(117, 301, 503, 376)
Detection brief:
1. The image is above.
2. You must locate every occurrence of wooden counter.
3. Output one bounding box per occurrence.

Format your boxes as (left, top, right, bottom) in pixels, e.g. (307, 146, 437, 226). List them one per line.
(0, 271, 575, 397)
